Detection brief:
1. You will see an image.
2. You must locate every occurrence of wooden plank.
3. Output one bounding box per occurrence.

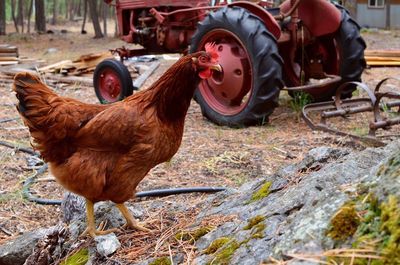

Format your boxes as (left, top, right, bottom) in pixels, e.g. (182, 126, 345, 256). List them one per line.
(365, 50, 400, 57)
(35, 52, 114, 77)
(0, 57, 18, 61)
(365, 56, 400, 61)
(0, 47, 18, 53)
(37, 60, 72, 72)
(367, 61, 400, 66)
(43, 73, 93, 86)
(0, 61, 19, 66)
(0, 52, 18, 57)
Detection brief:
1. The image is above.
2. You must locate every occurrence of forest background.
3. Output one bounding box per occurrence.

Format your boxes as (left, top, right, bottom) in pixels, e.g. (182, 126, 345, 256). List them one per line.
(0, 0, 114, 38)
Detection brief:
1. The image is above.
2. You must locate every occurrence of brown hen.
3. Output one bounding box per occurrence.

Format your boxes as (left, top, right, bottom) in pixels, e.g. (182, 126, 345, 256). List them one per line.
(13, 44, 221, 237)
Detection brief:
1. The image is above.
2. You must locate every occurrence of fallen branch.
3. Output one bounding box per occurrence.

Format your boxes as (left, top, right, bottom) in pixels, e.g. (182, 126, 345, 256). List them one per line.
(0, 140, 38, 156)
(0, 117, 19, 123)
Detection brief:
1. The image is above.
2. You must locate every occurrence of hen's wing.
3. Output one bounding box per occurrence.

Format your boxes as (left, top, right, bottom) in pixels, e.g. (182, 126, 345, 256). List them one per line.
(13, 72, 110, 162)
(74, 100, 156, 152)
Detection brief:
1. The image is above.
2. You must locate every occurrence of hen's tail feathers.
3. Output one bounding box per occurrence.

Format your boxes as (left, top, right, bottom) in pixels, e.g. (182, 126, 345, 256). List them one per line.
(13, 72, 57, 130)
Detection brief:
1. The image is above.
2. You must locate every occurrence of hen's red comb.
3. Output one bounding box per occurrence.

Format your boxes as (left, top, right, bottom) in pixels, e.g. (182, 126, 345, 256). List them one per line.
(205, 42, 219, 60)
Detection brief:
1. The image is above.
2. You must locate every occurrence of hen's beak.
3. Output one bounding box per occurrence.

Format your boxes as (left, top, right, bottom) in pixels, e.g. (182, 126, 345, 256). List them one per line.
(210, 64, 222, 72)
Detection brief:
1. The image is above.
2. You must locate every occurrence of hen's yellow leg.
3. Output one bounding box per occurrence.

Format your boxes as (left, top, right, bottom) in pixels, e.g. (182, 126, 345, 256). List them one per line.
(115, 203, 151, 232)
(81, 199, 119, 237)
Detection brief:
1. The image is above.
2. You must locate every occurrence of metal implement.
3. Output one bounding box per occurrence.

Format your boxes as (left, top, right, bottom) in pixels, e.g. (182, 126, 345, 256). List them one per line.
(302, 78, 400, 146)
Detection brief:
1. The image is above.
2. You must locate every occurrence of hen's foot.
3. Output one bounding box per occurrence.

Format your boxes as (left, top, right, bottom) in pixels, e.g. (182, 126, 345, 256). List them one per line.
(116, 203, 151, 232)
(122, 221, 151, 232)
(83, 199, 121, 238)
(80, 220, 120, 237)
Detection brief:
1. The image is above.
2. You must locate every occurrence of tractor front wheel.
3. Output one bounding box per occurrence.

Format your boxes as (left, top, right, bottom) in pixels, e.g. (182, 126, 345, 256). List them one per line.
(93, 59, 134, 104)
(190, 6, 283, 127)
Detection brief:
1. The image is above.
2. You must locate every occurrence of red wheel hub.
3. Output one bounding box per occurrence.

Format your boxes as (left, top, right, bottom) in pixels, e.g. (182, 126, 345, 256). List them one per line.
(98, 68, 122, 102)
(198, 30, 252, 115)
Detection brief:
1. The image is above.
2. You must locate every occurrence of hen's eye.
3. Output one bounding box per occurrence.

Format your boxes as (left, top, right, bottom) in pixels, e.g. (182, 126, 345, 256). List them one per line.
(199, 56, 207, 63)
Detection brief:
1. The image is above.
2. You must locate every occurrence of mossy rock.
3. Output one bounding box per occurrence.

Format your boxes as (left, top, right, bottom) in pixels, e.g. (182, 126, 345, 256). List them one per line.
(206, 239, 240, 265)
(329, 195, 400, 265)
(327, 204, 360, 241)
(248, 181, 272, 203)
(175, 226, 213, 244)
(243, 215, 267, 239)
(243, 215, 265, 230)
(203, 237, 231, 255)
(149, 256, 172, 265)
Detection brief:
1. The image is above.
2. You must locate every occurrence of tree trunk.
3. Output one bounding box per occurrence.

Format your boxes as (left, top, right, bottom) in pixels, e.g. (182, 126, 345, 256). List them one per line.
(11, 0, 19, 33)
(81, 0, 87, 34)
(27, 0, 33, 33)
(35, 0, 46, 33)
(76, 0, 82, 17)
(0, 0, 5, 35)
(88, 0, 103, 38)
(65, 0, 69, 19)
(103, 2, 107, 37)
(58, 0, 63, 18)
(17, 0, 24, 30)
(52, 0, 58, 25)
(69, 0, 75, 21)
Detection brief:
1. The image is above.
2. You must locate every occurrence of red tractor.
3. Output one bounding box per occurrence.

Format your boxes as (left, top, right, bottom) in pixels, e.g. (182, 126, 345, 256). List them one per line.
(95, 0, 366, 127)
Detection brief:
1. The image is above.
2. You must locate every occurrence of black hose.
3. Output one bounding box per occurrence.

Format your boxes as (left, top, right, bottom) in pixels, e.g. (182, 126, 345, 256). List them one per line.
(22, 164, 63, 205)
(0, 140, 226, 205)
(21, 164, 226, 205)
(136, 187, 226, 198)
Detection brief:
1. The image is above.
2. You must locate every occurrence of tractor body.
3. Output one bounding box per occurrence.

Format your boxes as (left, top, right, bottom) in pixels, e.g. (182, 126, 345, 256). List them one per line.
(96, 0, 366, 126)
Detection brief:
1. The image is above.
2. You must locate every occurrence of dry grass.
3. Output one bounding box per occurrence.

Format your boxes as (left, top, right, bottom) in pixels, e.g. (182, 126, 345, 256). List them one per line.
(264, 248, 382, 265)
(115, 209, 235, 263)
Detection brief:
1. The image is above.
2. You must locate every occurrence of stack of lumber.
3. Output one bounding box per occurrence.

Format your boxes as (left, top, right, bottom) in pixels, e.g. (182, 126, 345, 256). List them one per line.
(0, 45, 19, 66)
(37, 52, 113, 76)
(365, 50, 400, 66)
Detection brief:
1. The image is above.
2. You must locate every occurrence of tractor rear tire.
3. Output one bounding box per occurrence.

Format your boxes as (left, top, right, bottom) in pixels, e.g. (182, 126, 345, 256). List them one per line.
(93, 59, 134, 104)
(286, 5, 366, 101)
(334, 4, 366, 99)
(190, 6, 283, 127)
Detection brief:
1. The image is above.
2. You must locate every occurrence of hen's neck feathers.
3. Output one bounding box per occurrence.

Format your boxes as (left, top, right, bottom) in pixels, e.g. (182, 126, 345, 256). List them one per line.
(130, 55, 199, 122)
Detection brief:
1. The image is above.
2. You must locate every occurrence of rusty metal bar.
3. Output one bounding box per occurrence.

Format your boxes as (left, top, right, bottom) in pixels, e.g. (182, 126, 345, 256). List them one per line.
(301, 78, 400, 146)
(322, 104, 373, 118)
(283, 74, 341, 92)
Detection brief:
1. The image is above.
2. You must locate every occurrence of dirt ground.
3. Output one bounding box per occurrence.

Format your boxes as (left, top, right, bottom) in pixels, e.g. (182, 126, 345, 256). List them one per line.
(0, 22, 399, 263)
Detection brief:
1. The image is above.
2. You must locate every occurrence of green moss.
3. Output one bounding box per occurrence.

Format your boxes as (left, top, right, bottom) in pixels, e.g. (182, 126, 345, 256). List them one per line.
(149, 257, 172, 265)
(203, 216, 268, 263)
(251, 223, 266, 239)
(378, 195, 400, 264)
(203, 237, 231, 255)
(327, 203, 360, 241)
(60, 248, 89, 265)
(377, 155, 400, 178)
(206, 239, 240, 265)
(175, 226, 213, 244)
(203, 217, 268, 263)
(242, 215, 267, 239)
(243, 215, 265, 230)
(329, 194, 400, 265)
(248, 181, 272, 203)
